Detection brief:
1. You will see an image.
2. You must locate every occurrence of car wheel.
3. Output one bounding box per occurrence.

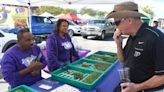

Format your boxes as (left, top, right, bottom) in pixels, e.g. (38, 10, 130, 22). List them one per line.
(83, 36, 87, 39)
(2, 42, 16, 53)
(100, 31, 105, 40)
(69, 29, 74, 37)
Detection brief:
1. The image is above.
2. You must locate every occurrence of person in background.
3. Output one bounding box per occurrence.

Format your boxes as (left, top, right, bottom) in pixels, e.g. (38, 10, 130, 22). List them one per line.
(106, 1, 164, 92)
(46, 19, 79, 72)
(1, 29, 46, 88)
(153, 20, 159, 29)
(152, 20, 164, 33)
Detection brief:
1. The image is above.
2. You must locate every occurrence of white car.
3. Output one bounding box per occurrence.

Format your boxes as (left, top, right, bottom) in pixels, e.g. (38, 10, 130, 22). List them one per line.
(0, 30, 17, 53)
(67, 20, 81, 36)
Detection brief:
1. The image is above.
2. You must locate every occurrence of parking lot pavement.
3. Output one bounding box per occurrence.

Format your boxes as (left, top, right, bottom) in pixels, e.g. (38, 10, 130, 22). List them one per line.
(0, 35, 128, 91)
(0, 79, 9, 92)
(72, 35, 128, 55)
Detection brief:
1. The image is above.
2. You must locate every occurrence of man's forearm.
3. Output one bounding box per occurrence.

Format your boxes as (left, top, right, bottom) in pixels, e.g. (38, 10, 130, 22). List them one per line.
(136, 75, 164, 91)
(19, 63, 44, 77)
(117, 44, 125, 64)
(19, 67, 32, 77)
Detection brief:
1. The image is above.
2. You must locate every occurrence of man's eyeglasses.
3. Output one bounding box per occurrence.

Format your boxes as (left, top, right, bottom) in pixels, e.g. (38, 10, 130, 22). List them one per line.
(114, 20, 121, 26)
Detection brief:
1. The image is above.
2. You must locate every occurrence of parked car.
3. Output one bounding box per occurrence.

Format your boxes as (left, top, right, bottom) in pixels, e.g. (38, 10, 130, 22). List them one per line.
(81, 19, 115, 39)
(2, 16, 55, 43)
(67, 20, 81, 36)
(0, 30, 48, 53)
(0, 30, 17, 53)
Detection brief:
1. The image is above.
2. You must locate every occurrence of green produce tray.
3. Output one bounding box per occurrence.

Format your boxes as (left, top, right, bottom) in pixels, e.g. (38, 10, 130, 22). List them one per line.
(85, 54, 117, 63)
(8, 85, 38, 92)
(51, 65, 103, 90)
(70, 58, 113, 73)
(94, 51, 117, 58)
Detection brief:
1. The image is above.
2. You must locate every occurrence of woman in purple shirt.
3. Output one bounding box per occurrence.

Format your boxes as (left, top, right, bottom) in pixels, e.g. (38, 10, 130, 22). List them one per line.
(46, 19, 79, 72)
(1, 29, 46, 88)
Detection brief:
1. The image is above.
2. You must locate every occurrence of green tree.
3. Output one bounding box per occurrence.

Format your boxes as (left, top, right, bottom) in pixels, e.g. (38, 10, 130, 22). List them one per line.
(142, 6, 154, 19)
(80, 7, 107, 17)
(63, 8, 77, 14)
(80, 7, 96, 16)
(35, 6, 64, 15)
(96, 11, 107, 17)
(35, 6, 77, 15)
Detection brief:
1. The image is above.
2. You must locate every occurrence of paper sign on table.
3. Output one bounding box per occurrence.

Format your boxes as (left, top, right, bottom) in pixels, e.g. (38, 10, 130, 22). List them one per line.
(39, 84, 52, 90)
(50, 84, 80, 92)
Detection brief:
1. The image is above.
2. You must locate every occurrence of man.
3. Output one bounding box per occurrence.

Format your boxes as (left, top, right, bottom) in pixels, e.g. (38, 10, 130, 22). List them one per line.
(153, 20, 159, 29)
(106, 1, 164, 92)
(152, 20, 164, 33)
(1, 29, 46, 88)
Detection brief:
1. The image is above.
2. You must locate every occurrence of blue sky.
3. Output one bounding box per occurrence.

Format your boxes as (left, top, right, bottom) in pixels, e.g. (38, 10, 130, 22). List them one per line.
(56, 0, 164, 19)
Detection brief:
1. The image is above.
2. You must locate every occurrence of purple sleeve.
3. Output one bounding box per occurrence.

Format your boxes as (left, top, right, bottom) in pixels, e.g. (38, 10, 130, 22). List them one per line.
(1, 54, 21, 87)
(33, 45, 47, 68)
(40, 54, 47, 68)
(38, 48, 47, 68)
(46, 37, 60, 72)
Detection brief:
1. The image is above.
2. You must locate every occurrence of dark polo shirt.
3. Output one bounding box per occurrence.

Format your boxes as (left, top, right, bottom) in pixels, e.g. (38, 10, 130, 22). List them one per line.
(123, 23, 164, 90)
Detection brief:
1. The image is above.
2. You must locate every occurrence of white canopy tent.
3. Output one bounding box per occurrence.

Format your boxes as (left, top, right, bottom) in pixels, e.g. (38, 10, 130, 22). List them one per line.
(40, 12, 55, 17)
(41, 0, 134, 4)
(78, 14, 95, 20)
(0, 0, 134, 32)
(54, 13, 65, 18)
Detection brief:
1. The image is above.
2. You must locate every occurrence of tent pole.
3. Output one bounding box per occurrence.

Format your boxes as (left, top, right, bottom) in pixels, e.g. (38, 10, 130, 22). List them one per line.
(28, 0, 32, 33)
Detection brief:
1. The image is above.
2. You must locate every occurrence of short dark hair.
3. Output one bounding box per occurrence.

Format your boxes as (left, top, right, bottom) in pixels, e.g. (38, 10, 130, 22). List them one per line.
(53, 19, 69, 33)
(17, 28, 30, 42)
(153, 21, 158, 24)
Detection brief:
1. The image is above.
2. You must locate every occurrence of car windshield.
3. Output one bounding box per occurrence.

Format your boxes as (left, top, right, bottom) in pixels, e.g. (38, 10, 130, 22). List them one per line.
(68, 20, 77, 25)
(88, 20, 106, 24)
(35, 17, 52, 24)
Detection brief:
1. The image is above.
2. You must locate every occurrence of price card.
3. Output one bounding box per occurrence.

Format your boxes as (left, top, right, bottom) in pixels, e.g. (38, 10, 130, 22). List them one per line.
(50, 84, 80, 92)
(39, 84, 52, 90)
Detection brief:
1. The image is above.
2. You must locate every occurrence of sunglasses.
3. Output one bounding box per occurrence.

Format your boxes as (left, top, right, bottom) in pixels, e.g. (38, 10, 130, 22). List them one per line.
(114, 20, 121, 26)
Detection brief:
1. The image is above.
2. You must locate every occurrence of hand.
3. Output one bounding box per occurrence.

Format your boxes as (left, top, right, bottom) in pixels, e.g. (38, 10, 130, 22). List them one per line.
(32, 60, 39, 63)
(28, 62, 43, 72)
(31, 70, 39, 76)
(121, 82, 138, 92)
(113, 29, 122, 46)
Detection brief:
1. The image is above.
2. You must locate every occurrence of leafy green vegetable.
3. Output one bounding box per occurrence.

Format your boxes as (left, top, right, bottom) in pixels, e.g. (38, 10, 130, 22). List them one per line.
(94, 63, 111, 71)
(73, 72, 83, 80)
(82, 73, 101, 84)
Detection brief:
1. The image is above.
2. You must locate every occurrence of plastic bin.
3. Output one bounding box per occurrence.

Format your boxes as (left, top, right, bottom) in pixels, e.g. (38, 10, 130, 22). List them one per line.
(85, 54, 117, 64)
(94, 51, 117, 58)
(51, 65, 103, 90)
(8, 85, 38, 92)
(70, 58, 113, 73)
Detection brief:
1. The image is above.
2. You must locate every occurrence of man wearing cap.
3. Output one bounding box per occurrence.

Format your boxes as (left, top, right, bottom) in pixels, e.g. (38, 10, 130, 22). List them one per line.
(106, 1, 164, 92)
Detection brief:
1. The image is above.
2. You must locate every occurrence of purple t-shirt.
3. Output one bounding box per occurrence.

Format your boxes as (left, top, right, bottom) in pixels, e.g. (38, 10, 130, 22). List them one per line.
(46, 33, 79, 72)
(1, 44, 46, 88)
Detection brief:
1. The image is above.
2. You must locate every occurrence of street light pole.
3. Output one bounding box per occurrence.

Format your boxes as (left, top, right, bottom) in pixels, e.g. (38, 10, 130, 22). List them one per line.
(28, 0, 32, 33)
